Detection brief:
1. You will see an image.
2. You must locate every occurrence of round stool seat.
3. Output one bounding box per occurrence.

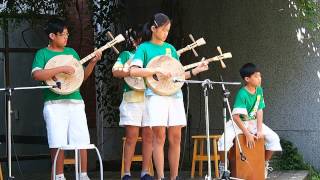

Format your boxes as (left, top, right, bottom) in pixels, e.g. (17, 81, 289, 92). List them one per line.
(53, 144, 103, 180)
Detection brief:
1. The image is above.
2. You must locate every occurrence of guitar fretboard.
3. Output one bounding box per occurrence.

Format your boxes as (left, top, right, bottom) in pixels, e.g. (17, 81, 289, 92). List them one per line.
(183, 52, 232, 70)
(79, 37, 123, 64)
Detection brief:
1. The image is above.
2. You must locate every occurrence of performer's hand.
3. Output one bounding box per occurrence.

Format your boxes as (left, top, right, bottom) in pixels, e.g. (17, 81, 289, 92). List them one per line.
(154, 68, 172, 79)
(245, 132, 257, 149)
(61, 66, 75, 75)
(256, 130, 264, 139)
(91, 50, 102, 63)
(193, 61, 209, 75)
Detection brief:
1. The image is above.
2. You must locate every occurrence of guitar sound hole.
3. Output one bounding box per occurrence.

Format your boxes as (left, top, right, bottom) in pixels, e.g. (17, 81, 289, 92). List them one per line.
(152, 74, 159, 81)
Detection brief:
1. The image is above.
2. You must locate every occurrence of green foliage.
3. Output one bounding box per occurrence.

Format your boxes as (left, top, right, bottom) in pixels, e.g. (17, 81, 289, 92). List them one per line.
(1, 0, 64, 16)
(0, 0, 64, 28)
(93, 0, 126, 127)
(295, 0, 320, 31)
(272, 139, 320, 179)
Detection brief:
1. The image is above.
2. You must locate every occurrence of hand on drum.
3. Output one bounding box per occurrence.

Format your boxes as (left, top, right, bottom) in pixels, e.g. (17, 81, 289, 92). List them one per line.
(245, 132, 257, 149)
(193, 61, 209, 75)
(91, 51, 103, 63)
(256, 130, 264, 139)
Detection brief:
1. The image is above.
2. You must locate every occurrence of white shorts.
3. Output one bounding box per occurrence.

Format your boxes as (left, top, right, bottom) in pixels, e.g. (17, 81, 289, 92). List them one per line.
(43, 102, 90, 148)
(218, 120, 282, 152)
(119, 99, 145, 127)
(143, 95, 186, 127)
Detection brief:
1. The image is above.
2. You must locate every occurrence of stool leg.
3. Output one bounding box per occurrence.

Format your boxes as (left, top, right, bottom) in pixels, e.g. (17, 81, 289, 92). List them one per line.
(213, 139, 219, 178)
(0, 163, 3, 180)
(53, 148, 61, 180)
(75, 149, 79, 180)
(199, 139, 204, 177)
(94, 146, 104, 180)
(191, 139, 198, 178)
(121, 139, 125, 178)
(79, 150, 82, 175)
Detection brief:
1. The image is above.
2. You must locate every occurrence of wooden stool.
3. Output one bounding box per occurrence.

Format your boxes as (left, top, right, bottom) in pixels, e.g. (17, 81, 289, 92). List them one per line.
(0, 163, 3, 180)
(64, 158, 75, 165)
(229, 134, 265, 180)
(121, 137, 154, 177)
(191, 135, 221, 178)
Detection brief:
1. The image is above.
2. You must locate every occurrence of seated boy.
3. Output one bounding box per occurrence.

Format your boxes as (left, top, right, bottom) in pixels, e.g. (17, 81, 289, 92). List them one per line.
(218, 63, 282, 178)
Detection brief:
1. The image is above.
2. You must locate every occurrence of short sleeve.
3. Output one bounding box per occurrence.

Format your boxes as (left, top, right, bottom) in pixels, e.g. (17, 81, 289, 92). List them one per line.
(131, 44, 145, 68)
(258, 87, 266, 110)
(113, 51, 130, 68)
(232, 90, 248, 115)
(31, 50, 46, 74)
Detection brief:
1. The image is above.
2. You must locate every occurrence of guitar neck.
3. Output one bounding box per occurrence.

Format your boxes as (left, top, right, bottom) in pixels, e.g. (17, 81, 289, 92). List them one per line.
(183, 53, 232, 70)
(79, 39, 118, 64)
(183, 62, 202, 70)
(177, 42, 199, 55)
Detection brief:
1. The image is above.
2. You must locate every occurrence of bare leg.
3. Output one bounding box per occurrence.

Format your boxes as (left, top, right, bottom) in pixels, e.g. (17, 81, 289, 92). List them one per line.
(219, 151, 225, 162)
(51, 148, 64, 180)
(124, 126, 140, 173)
(142, 127, 153, 172)
(152, 126, 166, 179)
(168, 126, 182, 179)
(265, 150, 273, 161)
(80, 149, 88, 173)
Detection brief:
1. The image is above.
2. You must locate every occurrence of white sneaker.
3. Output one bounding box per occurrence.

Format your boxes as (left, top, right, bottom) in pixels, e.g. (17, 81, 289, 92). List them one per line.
(55, 175, 66, 180)
(265, 161, 273, 179)
(80, 174, 91, 180)
(218, 161, 225, 178)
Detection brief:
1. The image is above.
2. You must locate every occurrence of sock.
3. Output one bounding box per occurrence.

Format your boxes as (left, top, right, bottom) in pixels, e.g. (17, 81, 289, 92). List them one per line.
(80, 172, 87, 177)
(140, 170, 148, 177)
(124, 172, 131, 176)
(56, 174, 64, 179)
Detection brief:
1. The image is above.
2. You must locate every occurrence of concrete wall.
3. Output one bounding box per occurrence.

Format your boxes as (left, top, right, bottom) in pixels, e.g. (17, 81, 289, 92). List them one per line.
(179, 0, 320, 169)
(101, 0, 320, 170)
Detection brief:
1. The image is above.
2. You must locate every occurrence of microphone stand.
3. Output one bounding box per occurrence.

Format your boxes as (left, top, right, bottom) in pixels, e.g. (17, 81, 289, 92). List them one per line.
(0, 84, 59, 179)
(174, 78, 240, 180)
(219, 75, 245, 180)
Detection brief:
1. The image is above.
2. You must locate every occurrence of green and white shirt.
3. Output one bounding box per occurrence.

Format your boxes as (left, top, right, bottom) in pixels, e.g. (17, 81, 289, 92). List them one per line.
(113, 50, 144, 102)
(131, 41, 182, 98)
(113, 51, 135, 92)
(232, 86, 265, 121)
(31, 47, 83, 102)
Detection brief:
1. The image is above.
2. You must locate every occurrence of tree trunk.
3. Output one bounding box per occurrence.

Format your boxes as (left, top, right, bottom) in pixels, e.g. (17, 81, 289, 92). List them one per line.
(63, 0, 97, 128)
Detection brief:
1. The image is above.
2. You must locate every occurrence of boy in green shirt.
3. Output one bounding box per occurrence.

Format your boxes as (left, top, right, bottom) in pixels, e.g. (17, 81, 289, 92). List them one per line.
(218, 63, 282, 178)
(32, 18, 101, 180)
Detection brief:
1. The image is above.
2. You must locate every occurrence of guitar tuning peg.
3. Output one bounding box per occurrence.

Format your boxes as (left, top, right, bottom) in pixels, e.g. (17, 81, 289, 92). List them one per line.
(217, 46, 226, 69)
(189, 34, 196, 42)
(189, 34, 199, 57)
(106, 31, 120, 54)
(217, 46, 223, 55)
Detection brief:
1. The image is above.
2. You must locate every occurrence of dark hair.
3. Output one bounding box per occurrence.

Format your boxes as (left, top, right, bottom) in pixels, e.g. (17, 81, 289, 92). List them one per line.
(239, 63, 260, 79)
(44, 18, 67, 36)
(124, 25, 143, 51)
(142, 13, 170, 42)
